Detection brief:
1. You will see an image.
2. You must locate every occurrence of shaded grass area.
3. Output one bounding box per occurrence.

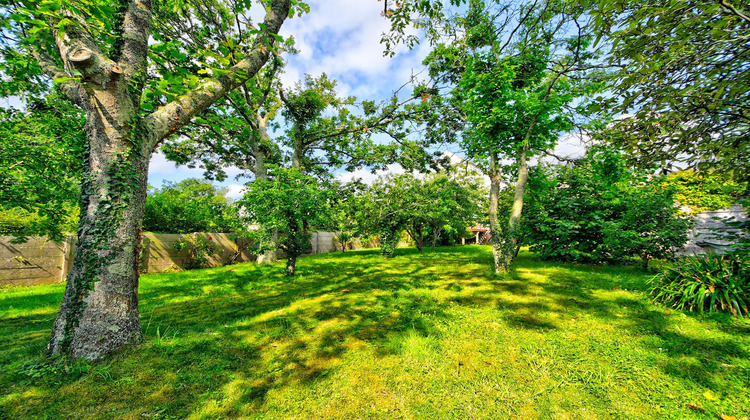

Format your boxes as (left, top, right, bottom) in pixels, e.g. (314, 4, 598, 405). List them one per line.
(1, 246, 749, 419)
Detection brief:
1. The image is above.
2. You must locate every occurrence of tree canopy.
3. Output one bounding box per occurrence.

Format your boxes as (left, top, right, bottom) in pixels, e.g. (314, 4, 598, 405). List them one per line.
(589, 0, 750, 180)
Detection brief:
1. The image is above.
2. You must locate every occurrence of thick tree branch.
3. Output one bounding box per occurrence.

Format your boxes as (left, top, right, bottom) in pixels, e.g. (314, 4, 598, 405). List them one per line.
(144, 0, 291, 150)
(117, 0, 153, 78)
(718, 0, 750, 25)
(30, 49, 87, 107)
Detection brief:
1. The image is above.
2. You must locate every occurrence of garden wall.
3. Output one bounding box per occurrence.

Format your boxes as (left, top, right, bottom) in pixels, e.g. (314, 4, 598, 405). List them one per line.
(0, 231, 364, 286)
(678, 203, 748, 255)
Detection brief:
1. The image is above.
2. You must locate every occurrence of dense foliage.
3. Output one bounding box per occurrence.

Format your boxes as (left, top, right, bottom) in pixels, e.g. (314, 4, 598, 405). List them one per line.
(650, 253, 750, 316)
(0, 95, 84, 240)
(666, 170, 747, 214)
(239, 168, 333, 276)
(590, 0, 750, 181)
(389, 0, 605, 273)
(524, 147, 691, 268)
(357, 171, 484, 257)
(142, 179, 240, 234)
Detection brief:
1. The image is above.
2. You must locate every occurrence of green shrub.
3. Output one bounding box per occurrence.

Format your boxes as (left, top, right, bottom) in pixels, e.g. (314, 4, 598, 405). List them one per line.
(649, 253, 750, 316)
(174, 234, 220, 269)
(523, 147, 691, 267)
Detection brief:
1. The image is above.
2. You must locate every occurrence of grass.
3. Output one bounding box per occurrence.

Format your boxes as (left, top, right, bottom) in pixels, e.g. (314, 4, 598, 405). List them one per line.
(1, 245, 749, 419)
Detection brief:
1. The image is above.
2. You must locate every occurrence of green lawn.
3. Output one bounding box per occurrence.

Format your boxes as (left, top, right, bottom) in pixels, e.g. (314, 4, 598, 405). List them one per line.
(1, 246, 749, 419)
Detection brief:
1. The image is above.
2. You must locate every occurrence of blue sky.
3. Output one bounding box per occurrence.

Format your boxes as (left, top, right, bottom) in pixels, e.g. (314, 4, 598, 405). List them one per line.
(148, 0, 434, 198)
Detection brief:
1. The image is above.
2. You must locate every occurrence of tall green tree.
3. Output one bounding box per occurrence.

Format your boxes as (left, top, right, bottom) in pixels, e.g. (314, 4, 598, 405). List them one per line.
(0, 0, 302, 360)
(388, 0, 603, 272)
(239, 167, 332, 276)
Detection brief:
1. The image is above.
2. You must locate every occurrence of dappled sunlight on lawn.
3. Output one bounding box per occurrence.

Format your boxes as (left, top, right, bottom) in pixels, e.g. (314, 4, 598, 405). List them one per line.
(1, 246, 749, 419)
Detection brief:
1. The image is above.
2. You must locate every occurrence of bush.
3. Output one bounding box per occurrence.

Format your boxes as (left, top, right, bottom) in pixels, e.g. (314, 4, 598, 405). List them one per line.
(143, 179, 240, 234)
(649, 253, 750, 316)
(523, 146, 691, 267)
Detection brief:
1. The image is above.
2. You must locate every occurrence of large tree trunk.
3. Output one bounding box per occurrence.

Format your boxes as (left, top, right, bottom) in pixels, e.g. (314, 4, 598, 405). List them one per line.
(40, 0, 291, 359)
(48, 82, 151, 359)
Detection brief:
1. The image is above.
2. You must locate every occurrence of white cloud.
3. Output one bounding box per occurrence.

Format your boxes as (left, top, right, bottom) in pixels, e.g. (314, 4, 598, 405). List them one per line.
(280, 0, 429, 100)
(148, 151, 205, 181)
(224, 184, 247, 200)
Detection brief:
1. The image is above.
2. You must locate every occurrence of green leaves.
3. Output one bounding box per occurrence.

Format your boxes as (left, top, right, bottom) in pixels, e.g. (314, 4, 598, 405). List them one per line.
(649, 253, 750, 316)
(238, 167, 333, 269)
(523, 146, 692, 266)
(592, 0, 750, 179)
(0, 94, 85, 240)
(142, 179, 241, 234)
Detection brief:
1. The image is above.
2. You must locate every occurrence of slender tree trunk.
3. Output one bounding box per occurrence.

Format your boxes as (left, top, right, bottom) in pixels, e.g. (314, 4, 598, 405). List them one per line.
(487, 153, 504, 273)
(285, 255, 297, 276)
(641, 254, 650, 270)
(431, 226, 441, 250)
(407, 223, 424, 252)
(497, 141, 531, 273)
(254, 116, 278, 264)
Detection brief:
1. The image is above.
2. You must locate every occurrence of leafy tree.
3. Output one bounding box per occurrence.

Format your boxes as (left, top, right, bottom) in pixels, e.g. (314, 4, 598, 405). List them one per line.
(239, 168, 332, 276)
(0, 94, 85, 240)
(589, 0, 750, 181)
(356, 175, 410, 258)
(142, 179, 240, 234)
(358, 171, 484, 256)
(405, 172, 485, 251)
(329, 181, 366, 252)
(0, 0, 301, 359)
(389, 0, 602, 272)
(167, 69, 429, 261)
(524, 147, 691, 268)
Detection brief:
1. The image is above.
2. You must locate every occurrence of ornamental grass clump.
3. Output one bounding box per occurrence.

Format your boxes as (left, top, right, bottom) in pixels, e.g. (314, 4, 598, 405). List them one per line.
(649, 253, 750, 316)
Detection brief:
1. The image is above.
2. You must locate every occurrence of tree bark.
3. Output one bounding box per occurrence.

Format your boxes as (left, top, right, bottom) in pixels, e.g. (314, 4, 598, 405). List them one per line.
(47, 81, 151, 359)
(285, 255, 297, 276)
(406, 222, 424, 252)
(431, 225, 441, 250)
(497, 141, 531, 273)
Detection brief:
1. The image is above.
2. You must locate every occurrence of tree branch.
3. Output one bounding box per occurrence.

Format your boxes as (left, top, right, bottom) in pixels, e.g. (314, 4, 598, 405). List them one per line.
(143, 0, 291, 151)
(718, 0, 750, 25)
(29, 49, 87, 107)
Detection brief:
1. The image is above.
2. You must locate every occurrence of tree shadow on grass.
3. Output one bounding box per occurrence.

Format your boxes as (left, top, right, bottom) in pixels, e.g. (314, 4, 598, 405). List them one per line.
(532, 264, 750, 392)
(3, 247, 749, 418)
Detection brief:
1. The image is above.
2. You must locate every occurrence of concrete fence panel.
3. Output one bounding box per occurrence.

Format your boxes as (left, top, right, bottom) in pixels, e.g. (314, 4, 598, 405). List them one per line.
(1, 231, 371, 286)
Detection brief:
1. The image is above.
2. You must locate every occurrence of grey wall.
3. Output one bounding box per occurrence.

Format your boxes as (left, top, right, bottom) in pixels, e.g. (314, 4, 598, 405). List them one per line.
(679, 204, 748, 255)
(1, 231, 365, 286)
